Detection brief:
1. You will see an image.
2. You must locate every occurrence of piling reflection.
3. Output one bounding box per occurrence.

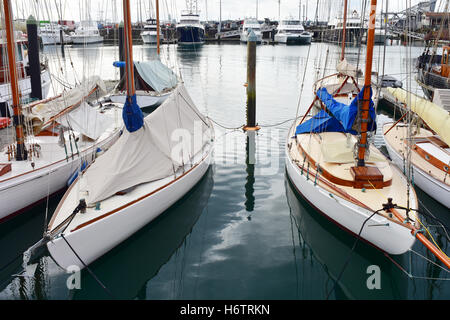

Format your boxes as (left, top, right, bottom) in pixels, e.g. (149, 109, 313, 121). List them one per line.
(285, 174, 408, 299)
(72, 168, 214, 299)
(245, 131, 255, 214)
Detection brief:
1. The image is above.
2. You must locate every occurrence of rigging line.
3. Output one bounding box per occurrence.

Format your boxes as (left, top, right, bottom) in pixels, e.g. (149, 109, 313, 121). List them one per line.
(60, 234, 115, 298)
(325, 208, 384, 300)
(293, 39, 312, 126)
(409, 248, 450, 274)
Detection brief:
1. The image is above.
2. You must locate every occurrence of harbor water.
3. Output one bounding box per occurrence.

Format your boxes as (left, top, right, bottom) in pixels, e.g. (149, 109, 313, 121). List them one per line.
(0, 41, 449, 300)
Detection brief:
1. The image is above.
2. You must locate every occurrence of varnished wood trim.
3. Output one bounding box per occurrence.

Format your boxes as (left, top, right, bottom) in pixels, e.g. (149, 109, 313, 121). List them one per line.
(68, 154, 209, 233)
(296, 141, 392, 188)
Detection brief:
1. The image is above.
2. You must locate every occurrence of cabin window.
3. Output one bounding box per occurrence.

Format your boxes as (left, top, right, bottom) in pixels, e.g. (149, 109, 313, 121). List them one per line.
(445, 166, 449, 172)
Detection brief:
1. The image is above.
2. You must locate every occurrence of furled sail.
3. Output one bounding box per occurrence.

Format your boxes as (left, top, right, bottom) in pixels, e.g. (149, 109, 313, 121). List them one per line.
(82, 84, 212, 205)
(336, 58, 363, 78)
(23, 76, 106, 130)
(296, 86, 377, 135)
(387, 87, 450, 147)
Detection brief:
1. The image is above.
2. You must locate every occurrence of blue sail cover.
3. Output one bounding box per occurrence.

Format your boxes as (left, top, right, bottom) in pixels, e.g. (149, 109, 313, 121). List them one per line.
(123, 94, 144, 132)
(295, 86, 377, 136)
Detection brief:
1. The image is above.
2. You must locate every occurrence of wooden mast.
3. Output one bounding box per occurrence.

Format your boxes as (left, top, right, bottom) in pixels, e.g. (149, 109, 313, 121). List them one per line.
(156, 0, 160, 55)
(3, 0, 27, 160)
(341, 0, 348, 61)
(123, 0, 135, 99)
(356, 0, 377, 167)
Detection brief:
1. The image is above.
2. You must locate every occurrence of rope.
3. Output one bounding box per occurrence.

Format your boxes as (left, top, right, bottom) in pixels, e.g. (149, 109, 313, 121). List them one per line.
(326, 208, 384, 299)
(60, 234, 114, 298)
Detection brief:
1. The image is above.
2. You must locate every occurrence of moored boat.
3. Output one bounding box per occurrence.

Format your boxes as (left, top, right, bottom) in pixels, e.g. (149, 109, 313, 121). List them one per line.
(42, 0, 214, 271)
(285, 0, 420, 256)
(275, 19, 312, 45)
(383, 88, 450, 208)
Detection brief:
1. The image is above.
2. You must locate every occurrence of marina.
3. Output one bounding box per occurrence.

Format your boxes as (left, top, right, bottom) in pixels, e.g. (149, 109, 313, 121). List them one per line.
(0, 0, 449, 303)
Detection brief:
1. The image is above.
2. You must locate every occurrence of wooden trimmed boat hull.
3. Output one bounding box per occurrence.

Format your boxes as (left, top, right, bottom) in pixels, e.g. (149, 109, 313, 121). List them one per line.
(383, 127, 450, 208)
(46, 147, 213, 271)
(0, 129, 121, 223)
(285, 125, 417, 255)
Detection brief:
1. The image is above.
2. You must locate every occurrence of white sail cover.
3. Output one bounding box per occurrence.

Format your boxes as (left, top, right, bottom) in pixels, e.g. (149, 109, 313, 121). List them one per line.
(82, 83, 212, 205)
(388, 88, 450, 147)
(337, 58, 363, 78)
(24, 76, 106, 128)
(58, 102, 113, 140)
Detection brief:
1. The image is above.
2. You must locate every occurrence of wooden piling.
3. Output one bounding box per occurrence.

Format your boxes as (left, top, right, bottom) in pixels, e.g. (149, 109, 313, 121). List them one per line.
(244, 29, 260, 132)
(26, 15, 42, 100)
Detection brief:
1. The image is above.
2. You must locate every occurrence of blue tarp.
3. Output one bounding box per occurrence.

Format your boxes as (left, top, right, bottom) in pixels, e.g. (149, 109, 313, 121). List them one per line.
(123, 94, 144, 132)
(295, 86, 377, 136)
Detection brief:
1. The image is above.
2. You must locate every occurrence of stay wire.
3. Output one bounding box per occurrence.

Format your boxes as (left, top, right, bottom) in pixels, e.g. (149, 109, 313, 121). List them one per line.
(60, 234, 114, 298)
(325, 208, 384, 300)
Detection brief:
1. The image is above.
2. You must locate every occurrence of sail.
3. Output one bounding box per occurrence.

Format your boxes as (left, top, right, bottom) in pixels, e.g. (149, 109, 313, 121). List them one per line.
(23, 76, 106, 129)
(336, 58, 363, 78)
(296, 86, 377, 135)
(82, 84, 212, 205)
(387, 87, 450, 146)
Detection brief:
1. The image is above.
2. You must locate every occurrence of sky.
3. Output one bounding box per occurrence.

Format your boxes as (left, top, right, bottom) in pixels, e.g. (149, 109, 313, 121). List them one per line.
(13, 0, 446, 23)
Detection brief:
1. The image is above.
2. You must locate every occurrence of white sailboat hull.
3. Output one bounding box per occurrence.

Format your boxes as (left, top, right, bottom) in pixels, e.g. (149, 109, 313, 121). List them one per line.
(109, 91, 171, 108)
(384, 139, 450, 208)
(285, 139, 416, 255)
(47, 148, 212, 270)
(0, 130, 120, 222)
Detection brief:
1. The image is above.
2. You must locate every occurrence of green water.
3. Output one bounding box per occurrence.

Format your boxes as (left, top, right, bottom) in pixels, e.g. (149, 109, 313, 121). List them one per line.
(0, 42, 449, 300)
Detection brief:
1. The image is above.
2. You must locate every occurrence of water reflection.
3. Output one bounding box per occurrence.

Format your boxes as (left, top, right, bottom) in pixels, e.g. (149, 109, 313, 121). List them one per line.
(72, 168, 214, 299)
(285, 174, 408, 299)
(245, 131, 256, 213)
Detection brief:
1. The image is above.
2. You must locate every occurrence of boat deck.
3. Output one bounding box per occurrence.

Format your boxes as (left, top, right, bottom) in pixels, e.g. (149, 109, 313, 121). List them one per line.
(287, 124, 418, 224)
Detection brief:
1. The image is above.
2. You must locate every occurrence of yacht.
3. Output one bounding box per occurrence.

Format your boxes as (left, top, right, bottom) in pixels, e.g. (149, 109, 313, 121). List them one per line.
(275, 19, 312, 45)
(328, 10, 366, 44)
(176, 1, 205, 45)
(70, 21, 103, 44)
(141, 18, 164, 44)
(39, 23, 72, 45)
(240, 18, 263, 43)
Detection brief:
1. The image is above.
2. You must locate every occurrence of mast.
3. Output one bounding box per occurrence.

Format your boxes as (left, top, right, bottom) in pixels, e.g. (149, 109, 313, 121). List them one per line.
(3, 0, 27, 160)
(123, 0, 135, 98)
(121, 0, 143, 133)
(256, 0, 258, 20)
(156, 0, 160, 55)
(356, 0, 377, 167)
(341, 0, 348, 61)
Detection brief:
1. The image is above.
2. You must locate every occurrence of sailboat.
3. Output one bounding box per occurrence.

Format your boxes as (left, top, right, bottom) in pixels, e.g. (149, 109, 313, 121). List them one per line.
(109, 0, 177, 109)
(0, 1, 122, 223)
(383, 88, 450, 208)
(285, 0, 419, 255)
(41, 0, 214, 271)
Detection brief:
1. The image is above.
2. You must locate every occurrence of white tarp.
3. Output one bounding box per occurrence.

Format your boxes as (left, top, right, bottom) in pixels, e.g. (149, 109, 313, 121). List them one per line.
(24, 76, 106, 128)
(337, 58, 363, 78)
(58, 102, 113, 140)
(82, 83, 212, 205)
